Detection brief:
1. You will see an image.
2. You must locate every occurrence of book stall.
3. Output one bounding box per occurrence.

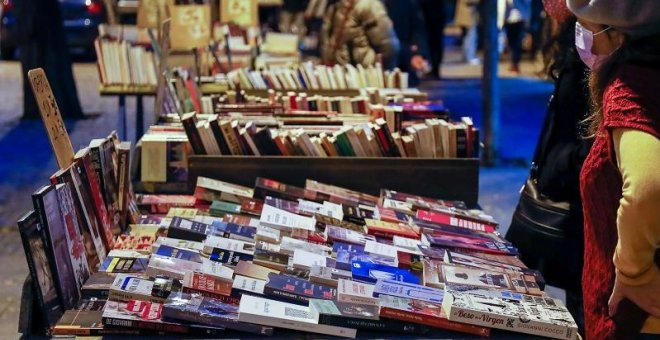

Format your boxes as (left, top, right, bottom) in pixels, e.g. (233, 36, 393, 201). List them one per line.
(16, 2, 579, 339)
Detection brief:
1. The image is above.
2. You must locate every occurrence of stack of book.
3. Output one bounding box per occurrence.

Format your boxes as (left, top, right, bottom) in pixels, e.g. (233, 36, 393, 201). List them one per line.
(19, 165, 579, 338)
(95, 38, 158, 87)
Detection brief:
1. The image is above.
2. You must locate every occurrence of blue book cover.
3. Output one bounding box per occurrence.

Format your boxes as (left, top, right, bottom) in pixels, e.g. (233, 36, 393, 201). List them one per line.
(332, 242, 365, 256)
(264, 273, 336, 306)
(156, 245, 202, 263)
(373, 279, 444, 304)
(212, 221, 256, 241)
(351, 261, 419, 285)
(336, 250, 353, 271)
(209, 249, 254, 265)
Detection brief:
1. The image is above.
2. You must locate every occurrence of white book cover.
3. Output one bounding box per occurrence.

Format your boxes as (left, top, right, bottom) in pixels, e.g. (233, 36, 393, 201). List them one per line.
(107, 249, 149, 259)
(337, 279, 378, 306)
(109, 274, 158, 302)
(232, 275, 266, 295)
(319, 201, 344, 221)
(259, 204, 316, 232)
(256, 226, 281, 243)
(364, 240, 399, 261)
(146, 255, 201, 280)
(392, 236, 423, 255)
(281, 237, 330, 256)
(201, 258, 234, 282)
(297, 199, 323, 215)
(238, 295, 357, 338)
(196, 176, 254, 200)
(292, 249, 328, 270)
(443, 290, 578, 340)
(203, 236, 255, 255)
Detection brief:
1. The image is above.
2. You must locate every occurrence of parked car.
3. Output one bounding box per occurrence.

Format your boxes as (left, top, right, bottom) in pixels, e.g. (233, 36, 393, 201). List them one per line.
(0, 0, 105, 59)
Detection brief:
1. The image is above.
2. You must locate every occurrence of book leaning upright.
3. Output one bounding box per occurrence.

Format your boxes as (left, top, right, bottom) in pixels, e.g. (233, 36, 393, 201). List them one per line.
(238, 295, 357, 338)
(443, 289, 578, 339)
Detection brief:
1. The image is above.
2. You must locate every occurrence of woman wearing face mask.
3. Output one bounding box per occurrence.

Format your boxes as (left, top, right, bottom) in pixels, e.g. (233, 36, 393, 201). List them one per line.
(567, 1, 660, 339)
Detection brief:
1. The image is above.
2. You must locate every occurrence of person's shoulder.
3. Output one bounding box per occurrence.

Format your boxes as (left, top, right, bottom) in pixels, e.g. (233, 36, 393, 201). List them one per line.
(604, 63, 660, 131)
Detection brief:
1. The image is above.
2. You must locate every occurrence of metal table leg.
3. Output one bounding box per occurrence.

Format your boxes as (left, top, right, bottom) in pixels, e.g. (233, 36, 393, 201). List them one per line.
(118, 94, 127, 140)
(136, 94, 144, 140)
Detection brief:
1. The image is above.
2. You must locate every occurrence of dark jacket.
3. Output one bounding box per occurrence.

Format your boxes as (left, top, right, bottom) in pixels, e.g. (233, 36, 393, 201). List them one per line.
(381, 0, 430, 70)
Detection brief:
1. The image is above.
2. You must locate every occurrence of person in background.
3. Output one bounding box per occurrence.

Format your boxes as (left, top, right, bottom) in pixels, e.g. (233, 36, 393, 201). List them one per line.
(503, 0, 532, 73)
(419, 0, 447, 79)
(507, 0, 590, 331)
(320, 0, 400, 69)
(279, 0, 310, 37)
(454, 0, 480, 65)
(381, 0, 430, 85)
(567, 0, 660, 338)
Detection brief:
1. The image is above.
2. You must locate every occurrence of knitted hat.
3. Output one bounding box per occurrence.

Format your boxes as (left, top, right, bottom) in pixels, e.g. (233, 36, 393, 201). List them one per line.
(543, 0, 571, 23)
(566, 0, 660, 37)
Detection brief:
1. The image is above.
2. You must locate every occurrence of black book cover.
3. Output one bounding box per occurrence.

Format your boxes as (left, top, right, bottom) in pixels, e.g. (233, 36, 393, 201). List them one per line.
(167, 217, 211, 242)
(455, 125, 468, 158)
(17, 210, 64, 328)
(264, 273, 336, 306)
(81, 272, 116, 299)
(181, 113, 206, 155)
(208, 118, 231, 155)
(319, 314, 431, 335)
(32, 185, 79, 310)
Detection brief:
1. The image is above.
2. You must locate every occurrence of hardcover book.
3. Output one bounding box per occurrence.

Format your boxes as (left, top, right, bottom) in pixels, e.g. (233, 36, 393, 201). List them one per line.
(264, 273, 336, 305)
(102, 300, 225, 336)
(337, 279, 378, 306)
(17, 210, 64, 327)
(379, 295, 490, 337)
(109, 274, 180, 304)
(238, 295, 357, 338)
(32, 185, 79, 310)
(443, 290, 578, 339)
(162, 292, 273, 335)
(351, 261, 420, 285)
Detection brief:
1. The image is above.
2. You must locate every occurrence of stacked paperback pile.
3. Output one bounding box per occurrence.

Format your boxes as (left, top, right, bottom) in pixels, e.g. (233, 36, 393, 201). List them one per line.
(20, 167, 579, 338)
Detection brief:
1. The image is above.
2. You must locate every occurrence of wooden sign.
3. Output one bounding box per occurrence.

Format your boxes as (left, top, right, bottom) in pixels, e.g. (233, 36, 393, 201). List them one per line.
(27, 68, 75, 169)
(220, 0, 258, 28)
(137, 0, 169, 29)
(170, 3, 211, 51)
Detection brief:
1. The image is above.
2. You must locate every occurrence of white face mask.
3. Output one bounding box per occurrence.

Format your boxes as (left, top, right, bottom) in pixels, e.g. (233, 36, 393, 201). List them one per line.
(575, 22, 612, 69)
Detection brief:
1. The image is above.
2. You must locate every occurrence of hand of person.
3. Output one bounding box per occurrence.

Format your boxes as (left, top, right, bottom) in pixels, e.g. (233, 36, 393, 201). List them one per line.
(410, 55, 428, 72)
(608, 269, 660, 318)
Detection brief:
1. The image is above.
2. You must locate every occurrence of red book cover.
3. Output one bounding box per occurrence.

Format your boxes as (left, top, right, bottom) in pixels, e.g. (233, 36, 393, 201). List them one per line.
(185, 272, 233, 297)
(379, 296, 490, 337)
(416, 210, 497, 233)
(77, 153, 115, 249)
(137, 195, 196, 214)
(366, 219, 419, 240)
(181, 287, 240, 305)
(240, 198, 264, 216)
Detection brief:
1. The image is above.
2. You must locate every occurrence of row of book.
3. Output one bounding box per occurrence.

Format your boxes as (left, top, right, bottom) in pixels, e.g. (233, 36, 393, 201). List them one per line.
(178, 113, 479, 159)
(95, 38, 158, 87)
(19, 163, 579, 338)
(226, 62, 410, 91)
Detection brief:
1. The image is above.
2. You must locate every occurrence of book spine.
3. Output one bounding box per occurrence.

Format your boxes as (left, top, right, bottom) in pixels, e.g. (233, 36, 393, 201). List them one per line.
(108, 290, 164, 304)
(263, 286, 309, 306)
(379, 307, 491, 337)
(162, 304, 274, 336)
(102, 316, 192, 334)
(338, 295, 378, 306)
(319, 315, 430, 335)
(182, 117, 206, 155)
(167, 225, 207, 242)
(444, 304, 574, 339)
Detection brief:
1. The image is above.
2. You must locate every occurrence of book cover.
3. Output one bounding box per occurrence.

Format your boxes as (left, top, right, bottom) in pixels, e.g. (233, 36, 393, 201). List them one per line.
(101, 256, 149, 273)
(240, 198, 264, 216)
(259, 204, 316, 232)
(264, 273, 336, 306)
(195, 176, 254, 203)
(109, 274, 179, 303)
(102, 300, 225, 336)
(81, 272, 117, 299)
(200, 259, 234, 283)
(337, 279, 378, 307)
(309, 265, 352, 288)
(17, 210, 64, 327)
(292, 249, 327, 271)
(425, 232, 518, 256)
(146, 255, 201, 280)
(422, 258, 445, 288)
(253, 249, 290, 272)
(373, 279, 444, 304)
(264, 196, 300, 215)
(182, 272, 233, 298)
(232, 275, 267, 296)
(162, 292, 273, 335)
(364, 240, 399, 263)
(32, 185, 79, 310)
(379, 295, 491, 337)
(70, 158, 108, 262)
(309, 299, 380, 322)
(415, 209, 497, 233)
(365, 219, 419, 240)
(332, 242, 365, 256)
(351, 261, 420, 285)
(326, 226, 375, 246)
(150, 237, 204, 254)
(53, 309, 153, 336)
(204, 235, 255, 256)
(167, 216, 213, 242)
(155, 245, 202, 263)
(209, 200, 242, 216)
(211, 221, 257, 242)
(442, 265, 513, 290)
(238, 295, 357, 338)
(443, 290, 578, 339)
(254, 177, 307, 201)
(234, 260, 280, 281)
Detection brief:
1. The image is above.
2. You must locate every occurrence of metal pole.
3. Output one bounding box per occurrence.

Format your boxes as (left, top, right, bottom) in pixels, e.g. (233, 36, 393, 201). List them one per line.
(481, 0, 500, 166)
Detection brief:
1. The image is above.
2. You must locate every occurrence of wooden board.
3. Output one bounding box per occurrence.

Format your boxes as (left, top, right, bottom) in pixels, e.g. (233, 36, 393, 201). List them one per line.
(188, 156, 480, 207)
(27, 68, 75, 169)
